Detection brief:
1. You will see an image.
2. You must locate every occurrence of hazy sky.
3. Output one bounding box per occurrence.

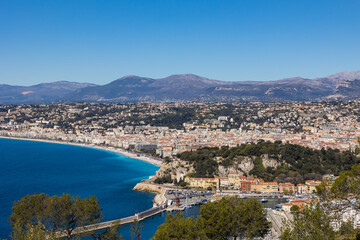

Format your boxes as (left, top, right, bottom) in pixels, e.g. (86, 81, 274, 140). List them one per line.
(1, 0, 360, 85)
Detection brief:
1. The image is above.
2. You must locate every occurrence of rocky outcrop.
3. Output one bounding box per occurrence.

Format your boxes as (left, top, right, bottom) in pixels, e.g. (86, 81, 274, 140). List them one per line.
(133, 182, 163, 194)
(236, 157, 255, 176)
(262, 154, 281, 169)
(156, 159, 194, 182)
(218, 165, 243, 177)
(154, 154, 284, 181)
(156, 154, 282, 182)
(217, 156, 256, 176)
(133, 182, 167, 206)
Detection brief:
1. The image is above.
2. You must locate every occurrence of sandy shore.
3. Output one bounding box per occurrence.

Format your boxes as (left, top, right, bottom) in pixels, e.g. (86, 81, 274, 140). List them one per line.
(0, 136, 163, 167)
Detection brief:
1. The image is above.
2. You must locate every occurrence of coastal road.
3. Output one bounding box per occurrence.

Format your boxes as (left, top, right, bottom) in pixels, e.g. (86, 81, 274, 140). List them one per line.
(267, 208, 293, 238)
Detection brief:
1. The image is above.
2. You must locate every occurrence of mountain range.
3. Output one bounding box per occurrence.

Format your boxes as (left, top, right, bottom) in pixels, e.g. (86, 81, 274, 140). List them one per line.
(0, 81, 95, 104)
(1, 71, 360, 104)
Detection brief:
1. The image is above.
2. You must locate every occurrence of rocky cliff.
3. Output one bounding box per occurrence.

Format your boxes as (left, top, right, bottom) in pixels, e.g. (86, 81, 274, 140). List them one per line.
(155, 154, 281, 181)
(156, 159, 195, 182)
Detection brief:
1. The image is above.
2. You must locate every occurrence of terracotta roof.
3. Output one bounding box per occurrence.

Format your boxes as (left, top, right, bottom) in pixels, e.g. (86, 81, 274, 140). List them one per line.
(305, 180, 322, 185)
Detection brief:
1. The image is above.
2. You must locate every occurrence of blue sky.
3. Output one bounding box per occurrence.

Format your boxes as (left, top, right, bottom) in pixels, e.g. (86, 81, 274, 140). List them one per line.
(1, 0, 360, 85)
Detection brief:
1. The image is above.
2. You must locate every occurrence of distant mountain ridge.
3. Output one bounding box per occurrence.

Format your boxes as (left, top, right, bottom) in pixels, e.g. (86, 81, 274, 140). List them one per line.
(68, 71, 360, 102)
(1, 71, 360, 104)
(0, 81, 96, 104)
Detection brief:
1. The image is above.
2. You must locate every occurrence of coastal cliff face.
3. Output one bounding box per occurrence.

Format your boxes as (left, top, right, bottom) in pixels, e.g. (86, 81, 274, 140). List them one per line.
(155, 154, 281, 181)
(156, 159, 194, 182)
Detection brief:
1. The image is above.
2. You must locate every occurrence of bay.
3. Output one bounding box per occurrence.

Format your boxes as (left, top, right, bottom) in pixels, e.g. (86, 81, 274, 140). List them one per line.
(0, 138, 159, 239)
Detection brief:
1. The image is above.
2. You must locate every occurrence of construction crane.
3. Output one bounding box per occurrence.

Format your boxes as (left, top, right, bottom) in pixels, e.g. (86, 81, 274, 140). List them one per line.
(211, 182, 220, 201)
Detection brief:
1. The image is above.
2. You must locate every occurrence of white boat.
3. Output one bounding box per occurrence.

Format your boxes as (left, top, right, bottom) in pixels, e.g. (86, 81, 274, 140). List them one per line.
(261, 198, 268, 203)
(275, 204, 283, 209)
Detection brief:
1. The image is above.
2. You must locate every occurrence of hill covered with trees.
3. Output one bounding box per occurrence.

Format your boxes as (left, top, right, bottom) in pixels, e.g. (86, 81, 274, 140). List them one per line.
(173, 140, 360, 184)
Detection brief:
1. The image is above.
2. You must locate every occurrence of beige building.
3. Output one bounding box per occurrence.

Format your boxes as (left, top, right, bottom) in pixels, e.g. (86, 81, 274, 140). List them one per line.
(185, 177, 220, 189)
(228, 172, 247, 188)
(279, 183, 295, 194)
(297, 184, 307, 194)
(305, 180, 322, 193)
(219, 177, 230, 188)
(252, 182, 278, 193)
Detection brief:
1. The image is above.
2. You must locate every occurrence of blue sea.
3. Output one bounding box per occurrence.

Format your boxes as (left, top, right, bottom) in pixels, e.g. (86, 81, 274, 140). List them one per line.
(0, 138, 175, 239)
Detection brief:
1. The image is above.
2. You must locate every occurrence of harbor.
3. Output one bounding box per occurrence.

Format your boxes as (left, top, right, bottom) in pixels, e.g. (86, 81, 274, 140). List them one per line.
(56, 186, 292, 238)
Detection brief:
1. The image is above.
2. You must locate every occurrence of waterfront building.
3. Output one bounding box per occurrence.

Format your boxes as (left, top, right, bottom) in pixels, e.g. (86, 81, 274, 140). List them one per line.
(240, 181, 252, 192)
(228, 172, 247, 188)
(185, 176, 220, 189)
(279, 183, 295, 194)
(252, 182, 279, 193)
(218, 177, 230, 188)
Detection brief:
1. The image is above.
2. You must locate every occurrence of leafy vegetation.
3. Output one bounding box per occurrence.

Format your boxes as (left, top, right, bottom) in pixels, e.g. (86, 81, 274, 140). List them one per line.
(285, 162, 360, 240)
(152, 197, 269, 240)
(151, 213, 204, 240)
(316, 163, 360, 239)
(130, 219, 143, 240)
(154, 175, 172, 184)
(141, 107, 197, 129)
(9, 193, 122, 240)
(280, 204, 336, 240)
(317, 162, 360, 208)
(178, 140, 360, 183)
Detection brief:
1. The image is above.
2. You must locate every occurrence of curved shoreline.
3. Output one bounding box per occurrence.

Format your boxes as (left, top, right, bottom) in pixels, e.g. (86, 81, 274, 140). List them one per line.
(0, 136, 162, 167)
(0, 135, 165, 239)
